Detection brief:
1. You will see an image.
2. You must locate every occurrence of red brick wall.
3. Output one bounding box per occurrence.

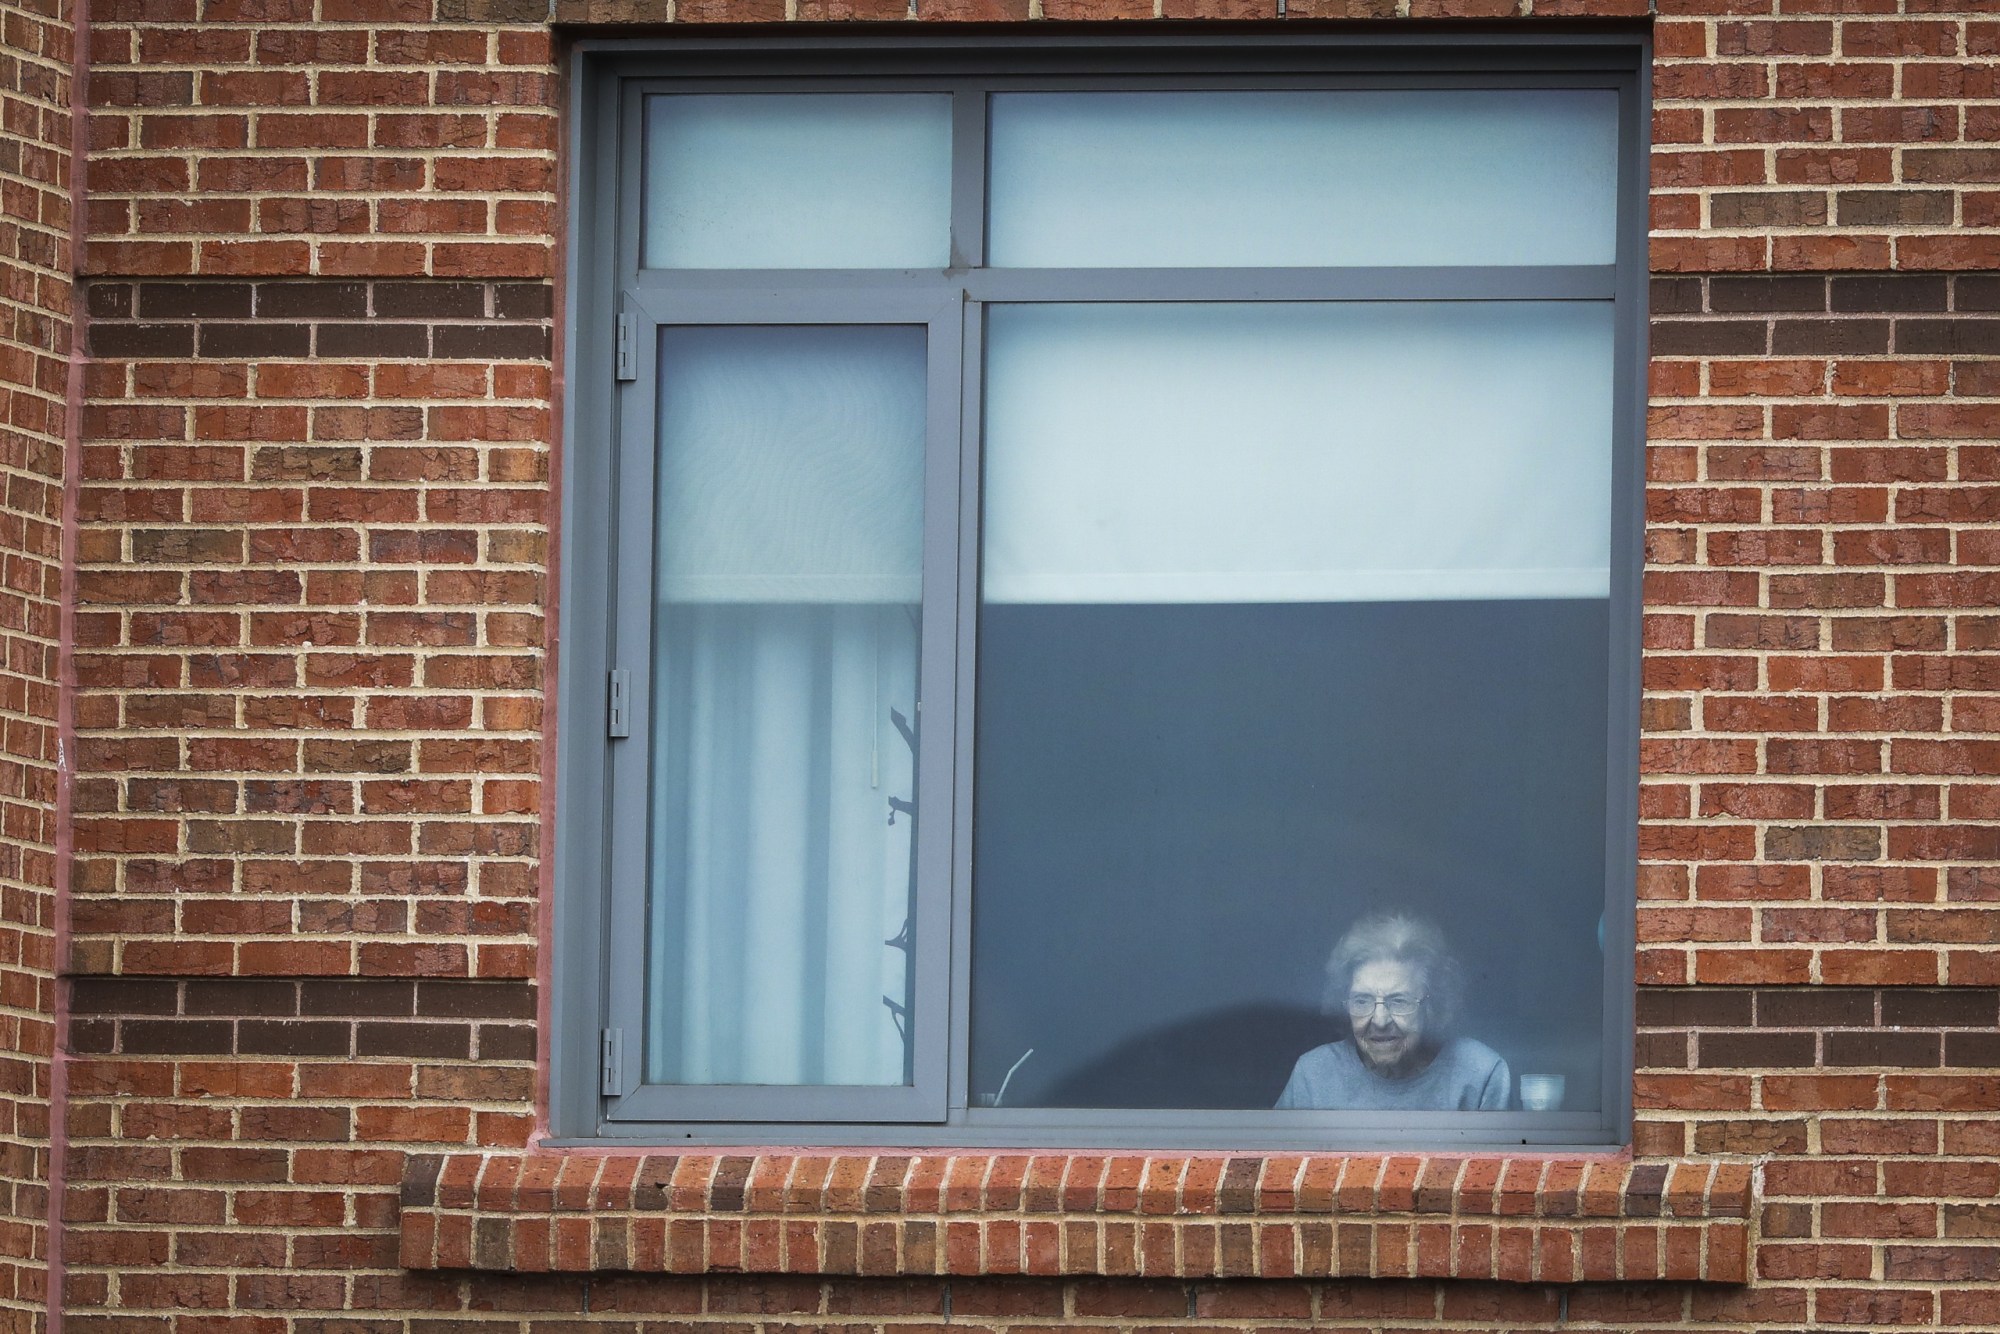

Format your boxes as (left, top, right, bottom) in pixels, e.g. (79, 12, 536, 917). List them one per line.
(72, 276, 551, 986)
(46, 1, 2000, 1333)
(85, 0, 554, 282)
(0, 0, 74, 1326)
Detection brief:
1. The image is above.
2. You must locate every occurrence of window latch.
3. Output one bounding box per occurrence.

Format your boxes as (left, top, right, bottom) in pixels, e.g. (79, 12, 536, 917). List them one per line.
(600, 1027, 625, 1097)
(607, 668, 631, 738)
(615, 313, 636, 382)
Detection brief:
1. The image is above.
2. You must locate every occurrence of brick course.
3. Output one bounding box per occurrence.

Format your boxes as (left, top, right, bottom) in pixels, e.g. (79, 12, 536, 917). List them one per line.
(84, 5, 557, 279)
(12, 1, 2000, 1333)
(398, 1151, 1754, 1283)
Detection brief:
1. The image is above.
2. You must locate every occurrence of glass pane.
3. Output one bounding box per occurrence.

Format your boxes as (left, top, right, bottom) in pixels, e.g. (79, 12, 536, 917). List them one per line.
(988, 90, 1619, 268)
(970, 303, 1612, 1112)
(643, 94, 952, 269)
(647, 325, 926, 1087)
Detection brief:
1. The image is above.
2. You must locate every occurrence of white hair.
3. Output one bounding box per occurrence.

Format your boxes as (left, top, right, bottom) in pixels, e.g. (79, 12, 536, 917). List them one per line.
(1322, 911, 1465, 1032)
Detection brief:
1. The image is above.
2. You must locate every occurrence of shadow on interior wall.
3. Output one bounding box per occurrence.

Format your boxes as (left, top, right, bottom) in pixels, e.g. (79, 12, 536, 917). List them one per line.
(1023, 1002, 1341, 1109)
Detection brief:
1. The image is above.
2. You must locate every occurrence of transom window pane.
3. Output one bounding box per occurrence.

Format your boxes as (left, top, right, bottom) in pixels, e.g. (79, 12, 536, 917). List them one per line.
(987, 90, 1619, 268)
(645, 325, 926, 1087)
(643, 94, 953, 270)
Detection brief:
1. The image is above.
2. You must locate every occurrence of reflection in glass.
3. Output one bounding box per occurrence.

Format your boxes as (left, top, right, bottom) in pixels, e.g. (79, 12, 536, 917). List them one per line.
(647, 325, 925, 1087)
(971, 302, 1613, 1112)
(970, 600, 1609, 1111)
(643, 94, 953, 270)
(988, 90, 1619, 268)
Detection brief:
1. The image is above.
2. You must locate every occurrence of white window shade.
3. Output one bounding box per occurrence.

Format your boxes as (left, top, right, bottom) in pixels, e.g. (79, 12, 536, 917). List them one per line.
(655, 324, 925, 603)
(980, 302, 1615, 605)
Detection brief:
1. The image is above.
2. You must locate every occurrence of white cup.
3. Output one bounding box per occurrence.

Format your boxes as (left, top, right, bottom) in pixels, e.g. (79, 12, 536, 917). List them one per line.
(1519, 1074, 1565, 1112)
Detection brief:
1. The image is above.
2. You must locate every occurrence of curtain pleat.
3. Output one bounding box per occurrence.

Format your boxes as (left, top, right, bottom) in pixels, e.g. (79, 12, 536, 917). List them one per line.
(648, 603, 918, 1087)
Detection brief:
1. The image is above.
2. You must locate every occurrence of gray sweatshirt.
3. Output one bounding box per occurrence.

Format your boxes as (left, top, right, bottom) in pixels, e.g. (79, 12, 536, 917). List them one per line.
(1274, 1036, 1511, 1111)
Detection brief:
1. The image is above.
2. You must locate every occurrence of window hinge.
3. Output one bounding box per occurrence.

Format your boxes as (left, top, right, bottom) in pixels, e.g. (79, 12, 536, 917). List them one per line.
(600, 1027, 625, 1096)
(615, 312, 636, 382)
(607, 668, 631, 738)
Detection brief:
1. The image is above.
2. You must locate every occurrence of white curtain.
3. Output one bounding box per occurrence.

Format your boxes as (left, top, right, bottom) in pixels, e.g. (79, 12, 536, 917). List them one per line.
(646, 603, 918, 1086)
(644, 323, 926, 1088)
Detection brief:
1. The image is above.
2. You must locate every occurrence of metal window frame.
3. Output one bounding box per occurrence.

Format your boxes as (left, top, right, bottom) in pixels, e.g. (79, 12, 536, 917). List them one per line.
(555, 28, 1651, 1150)
(602, 288, 964, 1125)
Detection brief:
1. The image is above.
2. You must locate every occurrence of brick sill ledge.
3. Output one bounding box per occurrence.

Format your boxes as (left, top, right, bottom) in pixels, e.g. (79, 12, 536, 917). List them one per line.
(399, 1151, 1753, 1283)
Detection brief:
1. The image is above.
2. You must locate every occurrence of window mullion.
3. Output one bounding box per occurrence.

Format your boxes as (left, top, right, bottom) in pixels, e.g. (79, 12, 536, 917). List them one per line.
(963, 265, 1618, 304)
(947, 292, 984, 1122)
(908, 291, 971, 1123)
(950, 88, 987, 270)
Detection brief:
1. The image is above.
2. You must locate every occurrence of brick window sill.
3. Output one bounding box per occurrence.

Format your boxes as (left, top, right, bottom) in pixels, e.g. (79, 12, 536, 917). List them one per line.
(398, 1151, 1753, 1283)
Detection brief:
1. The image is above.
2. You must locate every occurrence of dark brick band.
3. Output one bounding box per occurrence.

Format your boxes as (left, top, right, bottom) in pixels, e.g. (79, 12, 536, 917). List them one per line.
(86, 279, 554, 362)
(68, 976, 537, 1062)
(1636, 985, 2000, 1160)
(84, 274, 2000, 365)
(72, 979, 1973, 1101)
(1639, 985, 2000, 1070)
(1650, 272, 2000, 356)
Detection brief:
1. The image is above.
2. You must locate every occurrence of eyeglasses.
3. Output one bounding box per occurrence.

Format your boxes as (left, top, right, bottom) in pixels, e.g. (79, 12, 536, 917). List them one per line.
(1345, 992, 1424, 1020)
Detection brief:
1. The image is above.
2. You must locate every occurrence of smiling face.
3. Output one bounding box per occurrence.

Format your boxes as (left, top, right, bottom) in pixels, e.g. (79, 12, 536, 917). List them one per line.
(1345, 957, 1433, 1078)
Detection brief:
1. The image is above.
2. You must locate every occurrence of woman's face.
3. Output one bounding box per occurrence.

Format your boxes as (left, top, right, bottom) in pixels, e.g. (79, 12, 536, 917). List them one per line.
(1346, 957, 1430, 1076)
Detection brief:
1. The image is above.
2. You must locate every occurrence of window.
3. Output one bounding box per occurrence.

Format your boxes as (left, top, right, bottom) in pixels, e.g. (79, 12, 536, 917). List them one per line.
(558, 33, 1648, 1149)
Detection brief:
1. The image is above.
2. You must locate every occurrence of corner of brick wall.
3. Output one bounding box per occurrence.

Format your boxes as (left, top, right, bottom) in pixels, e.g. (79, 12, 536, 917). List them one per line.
(0, 0, 76, 1327)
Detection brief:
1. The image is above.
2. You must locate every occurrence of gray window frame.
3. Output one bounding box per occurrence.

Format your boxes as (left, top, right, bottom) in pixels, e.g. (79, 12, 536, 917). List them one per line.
(556, 30, 1651, 1150)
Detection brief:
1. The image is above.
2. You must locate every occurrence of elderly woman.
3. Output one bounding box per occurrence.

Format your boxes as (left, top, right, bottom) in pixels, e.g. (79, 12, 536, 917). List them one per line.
(1275, 912, 1510, 1111)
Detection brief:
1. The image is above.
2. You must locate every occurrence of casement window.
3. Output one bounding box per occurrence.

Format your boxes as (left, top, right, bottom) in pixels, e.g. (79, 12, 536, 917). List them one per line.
(558, 33, 1649, 1149)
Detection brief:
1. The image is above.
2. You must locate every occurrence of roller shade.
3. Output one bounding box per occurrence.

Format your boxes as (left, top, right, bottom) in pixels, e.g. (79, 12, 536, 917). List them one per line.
(981, 302, 1615, 605)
